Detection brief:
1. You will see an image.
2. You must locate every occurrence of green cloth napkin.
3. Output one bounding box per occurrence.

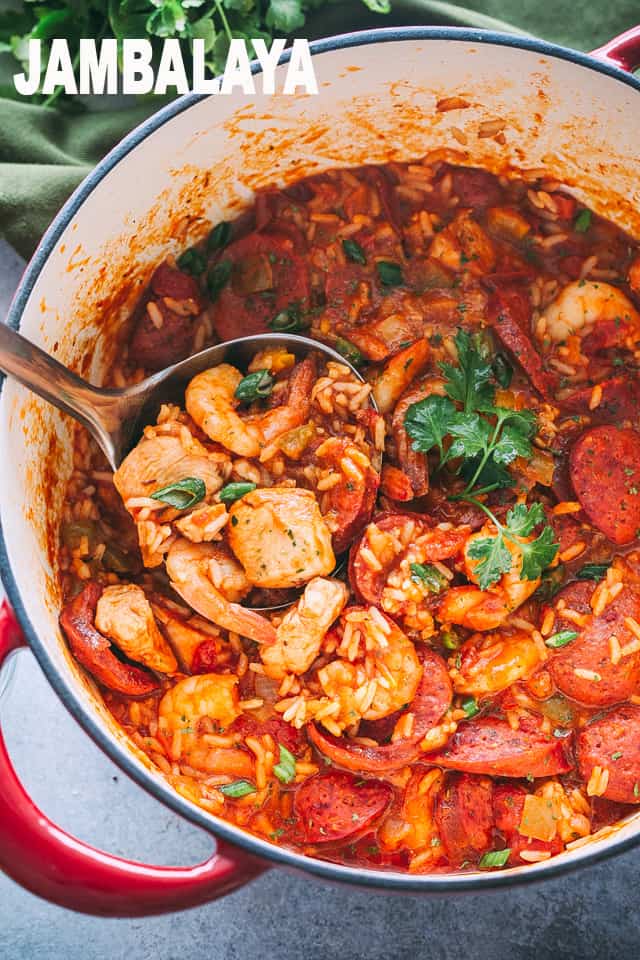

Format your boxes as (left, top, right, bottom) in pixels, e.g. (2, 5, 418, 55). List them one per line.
(0, 0, 638, 259)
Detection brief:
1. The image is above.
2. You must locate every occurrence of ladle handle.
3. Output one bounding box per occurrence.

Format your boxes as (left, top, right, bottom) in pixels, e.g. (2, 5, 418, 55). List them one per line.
(0, 322, 111, 457)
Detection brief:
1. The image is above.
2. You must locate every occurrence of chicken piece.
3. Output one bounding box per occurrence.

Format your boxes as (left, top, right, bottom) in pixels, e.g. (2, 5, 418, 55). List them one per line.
(114, 433, 227, 506)
(261, 577, 349, 680)
(228, 486, 335, 589)
(95, 584, 177, 673)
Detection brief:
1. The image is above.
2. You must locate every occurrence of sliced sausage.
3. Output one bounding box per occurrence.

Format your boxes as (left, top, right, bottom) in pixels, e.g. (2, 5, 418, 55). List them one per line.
(577, 705, 640, 803)
(211, 232, 310, 341)
(428, 713, 573, 778)
(450, 167, 503, 209)
(294, 771, 393, 843)
(435, 773, 494, 866)
(561, 376, 640, 429)
(486, 284, 556, 398)
(493, 783, 563, 864)
(314, 438, 379, 555)
(570, 426, 640, 544)
(230, 714, 307, 758)
(547, 581, 640, 706)
(129, 262, 202, 370)
(308, 647, 452, 772)
(60, 582, 159, 697)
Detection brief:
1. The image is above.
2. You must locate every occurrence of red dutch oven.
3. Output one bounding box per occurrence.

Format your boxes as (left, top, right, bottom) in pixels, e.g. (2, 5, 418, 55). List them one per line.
(1, 26, 640, 914)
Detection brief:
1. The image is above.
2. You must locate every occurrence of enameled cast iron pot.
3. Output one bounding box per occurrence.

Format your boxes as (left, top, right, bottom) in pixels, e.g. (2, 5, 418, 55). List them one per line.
(1, 26, 640, 916)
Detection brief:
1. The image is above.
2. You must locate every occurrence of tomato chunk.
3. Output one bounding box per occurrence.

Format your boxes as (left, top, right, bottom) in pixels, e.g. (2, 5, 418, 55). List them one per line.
(294, 771, 392, 843)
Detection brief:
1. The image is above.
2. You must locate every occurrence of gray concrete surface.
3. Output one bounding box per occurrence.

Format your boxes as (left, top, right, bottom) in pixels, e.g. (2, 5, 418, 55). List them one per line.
(1, 239, 639, 959)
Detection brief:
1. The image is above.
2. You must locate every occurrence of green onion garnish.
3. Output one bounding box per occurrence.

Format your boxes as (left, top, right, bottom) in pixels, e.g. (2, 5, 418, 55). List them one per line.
(273, 744, 297, 784)
(376, 261, 403, 287)
(479, 849, 511, 868)
(343, 238, 367, 265)
(219, 780, 257, 799)
(235, 369, 274, 402)
(219, 482, 257, 504)
(545, 630, 579, 649)
(150, 477, 206, 510)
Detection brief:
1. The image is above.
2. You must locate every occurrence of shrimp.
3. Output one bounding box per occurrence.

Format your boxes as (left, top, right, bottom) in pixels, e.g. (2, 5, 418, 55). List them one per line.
(95, 583, 178, 674)
(185, 364, 262, 458)
(437, 525, 541, 631)
(370, 339, 430, 415)
(429, 210, 496, 275)
(317, 607, 422, 727)
(186, 358, 315, 461)
(448, 627, 545, 697)
(227, 486, 335, 589)
(166, 538, 276, 645)
(543, 280, 640, 345)
(261, 577, 349, 680)
(378, 769, 444, 858)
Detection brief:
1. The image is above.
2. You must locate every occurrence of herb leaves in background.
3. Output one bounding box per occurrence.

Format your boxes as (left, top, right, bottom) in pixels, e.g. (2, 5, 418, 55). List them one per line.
(0, 0, 391, 109)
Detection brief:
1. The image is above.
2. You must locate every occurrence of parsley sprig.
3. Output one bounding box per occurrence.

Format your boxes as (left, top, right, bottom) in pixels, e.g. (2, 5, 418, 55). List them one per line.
(466, 501, 559, 590)
(404, 329, 558, 589)
(405, 329, 537, 497)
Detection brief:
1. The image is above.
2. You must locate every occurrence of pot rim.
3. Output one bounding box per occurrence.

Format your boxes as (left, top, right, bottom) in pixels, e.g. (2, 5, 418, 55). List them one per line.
(2, 25, 640, 893)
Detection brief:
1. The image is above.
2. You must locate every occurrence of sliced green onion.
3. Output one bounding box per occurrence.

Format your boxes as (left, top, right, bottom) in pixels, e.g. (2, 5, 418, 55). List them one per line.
(234, 369, 274, 402)
(342, 238, 367, 265)
(441, 629, 461, 651)
(335, 337, 364, 367)
(219, 482, 257, 504)
(177, 246, 206, 276)
(479, 849, 511, 868)
(545, 630, 579, 649)
(492, 353, 513, 388)
(206, 259, 232, 301)
(576, 563, 610, 582)
(410, 562, 447, 592)
(207, 221, 231, 252)
(376, 260, 404, 287)
(269, 307, 308, 333)
(150, 477, 206, 510)
(273, 744, 297, 784)
(573, 209, 592, 233)
(612, 751, 623, 761)
(461, 696, 479, 719)
(219, 780, 257, 798)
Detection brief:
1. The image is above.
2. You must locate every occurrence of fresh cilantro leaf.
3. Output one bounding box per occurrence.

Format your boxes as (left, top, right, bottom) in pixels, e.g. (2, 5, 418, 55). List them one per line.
(519, 526, 559, 581)
(505, 502, 546, 537)
(491, 423, 532, 465)
(458, 453, 513, 492)
(447, 413, 492, 459)
(265, 0, 306, 32)
(467, 534, 513, 590)
(404, 395, 457, 457)
(439, 328, 495, 413)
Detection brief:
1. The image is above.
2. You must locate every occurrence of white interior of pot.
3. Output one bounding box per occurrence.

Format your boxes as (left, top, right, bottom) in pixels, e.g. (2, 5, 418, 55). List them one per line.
(2, 35, 640, 877)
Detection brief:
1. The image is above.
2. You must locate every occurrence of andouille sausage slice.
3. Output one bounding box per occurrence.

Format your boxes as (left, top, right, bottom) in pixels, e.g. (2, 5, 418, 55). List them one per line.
(308, 647, 452, 773)
(211, 232, 310, 342)
(485, 285, 556, 399)
(577, 705, 640, 803)
(428, 714, 573, 778)
(435, 773, 494, 867)
(493, 783, 563, 865)
(561, 376, 640, 429)
(129, 262, 203, 370)
(60, 582, 159, 697)
(314, 438, 379, 555)
(547, 581, 640, 707)
(570, 426, 640, 544)
(294, 771, 393, 843)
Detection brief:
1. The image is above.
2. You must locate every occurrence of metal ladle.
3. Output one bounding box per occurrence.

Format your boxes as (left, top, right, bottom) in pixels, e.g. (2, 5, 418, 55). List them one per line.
(0, 327, 379, 609)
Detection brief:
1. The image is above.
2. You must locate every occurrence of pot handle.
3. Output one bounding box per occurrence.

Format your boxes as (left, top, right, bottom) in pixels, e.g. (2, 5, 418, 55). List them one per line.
(0, 600, 266, 915)
(591, 25, 640, 72)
